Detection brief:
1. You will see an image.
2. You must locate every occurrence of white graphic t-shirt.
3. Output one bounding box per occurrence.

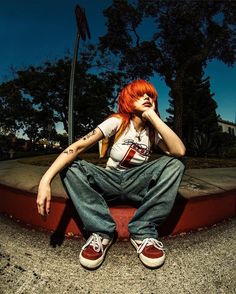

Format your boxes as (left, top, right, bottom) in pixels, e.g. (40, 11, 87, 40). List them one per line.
(98, 117, 161, 171)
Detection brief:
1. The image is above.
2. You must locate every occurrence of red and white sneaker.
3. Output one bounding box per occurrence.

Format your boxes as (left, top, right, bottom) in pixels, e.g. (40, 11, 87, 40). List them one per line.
(79, 233, 112, 269)
(130, 238, 166, 268)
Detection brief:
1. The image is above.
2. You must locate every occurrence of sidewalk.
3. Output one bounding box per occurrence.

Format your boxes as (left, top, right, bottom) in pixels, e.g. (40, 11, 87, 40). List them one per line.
(0, 214, 235, 294)
(0, 158, 236, 198)
(0, 158, 236, 238)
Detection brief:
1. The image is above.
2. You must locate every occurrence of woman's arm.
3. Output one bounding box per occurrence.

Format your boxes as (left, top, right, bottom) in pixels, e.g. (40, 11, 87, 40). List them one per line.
(142, 108, 186, 157)
(36, 127, 104, 216)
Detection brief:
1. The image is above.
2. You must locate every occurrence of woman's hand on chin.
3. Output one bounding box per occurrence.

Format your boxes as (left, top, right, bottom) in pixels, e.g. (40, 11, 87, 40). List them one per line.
(142, 103, 157, 121)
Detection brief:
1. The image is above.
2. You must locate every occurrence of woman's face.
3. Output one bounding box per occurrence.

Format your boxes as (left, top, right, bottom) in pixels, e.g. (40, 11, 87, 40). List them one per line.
(132, 93, 155, 114)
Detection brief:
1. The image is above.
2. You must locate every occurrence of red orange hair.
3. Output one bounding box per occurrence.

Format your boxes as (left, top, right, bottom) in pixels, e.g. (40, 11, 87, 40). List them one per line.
(118, 79, 158, 114)
(113, 79, 159, 139)
(100, 80, 159, 158)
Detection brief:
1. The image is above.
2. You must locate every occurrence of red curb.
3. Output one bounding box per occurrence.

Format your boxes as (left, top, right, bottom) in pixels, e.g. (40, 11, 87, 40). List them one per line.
(0, 184, 235, 239)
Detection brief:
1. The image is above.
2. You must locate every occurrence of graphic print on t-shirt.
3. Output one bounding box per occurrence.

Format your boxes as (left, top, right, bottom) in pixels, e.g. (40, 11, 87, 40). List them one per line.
(119, 139, 151, 168)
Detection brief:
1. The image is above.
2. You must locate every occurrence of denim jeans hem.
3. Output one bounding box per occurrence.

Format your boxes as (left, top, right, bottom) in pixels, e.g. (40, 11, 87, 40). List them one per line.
(94, 232, 114, 240)
(129, 234, 159, 241)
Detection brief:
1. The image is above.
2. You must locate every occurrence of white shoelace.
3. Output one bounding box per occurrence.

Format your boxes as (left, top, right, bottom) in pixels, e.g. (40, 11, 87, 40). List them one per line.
(136, 238, 165, 254)
(82, 233, 103, 253)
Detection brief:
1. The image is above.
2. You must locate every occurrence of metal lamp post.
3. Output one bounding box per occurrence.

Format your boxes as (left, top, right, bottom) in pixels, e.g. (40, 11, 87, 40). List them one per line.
(68, 5, 90, 145)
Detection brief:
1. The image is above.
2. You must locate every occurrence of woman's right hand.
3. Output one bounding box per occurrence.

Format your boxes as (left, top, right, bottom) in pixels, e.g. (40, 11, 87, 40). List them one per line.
(36, 179, 51, 217)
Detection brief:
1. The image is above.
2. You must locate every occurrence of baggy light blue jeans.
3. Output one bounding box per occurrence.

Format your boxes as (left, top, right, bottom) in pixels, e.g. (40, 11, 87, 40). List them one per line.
(60, 155, 185, 241)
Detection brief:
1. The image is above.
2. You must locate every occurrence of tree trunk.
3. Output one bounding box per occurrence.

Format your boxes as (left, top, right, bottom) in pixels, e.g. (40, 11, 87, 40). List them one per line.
(173, 99, 183, 138)
(172, 83, 184, 138)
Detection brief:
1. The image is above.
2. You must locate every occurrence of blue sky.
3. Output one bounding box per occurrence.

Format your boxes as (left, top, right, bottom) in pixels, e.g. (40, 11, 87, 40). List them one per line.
(1, 0, 235, 132)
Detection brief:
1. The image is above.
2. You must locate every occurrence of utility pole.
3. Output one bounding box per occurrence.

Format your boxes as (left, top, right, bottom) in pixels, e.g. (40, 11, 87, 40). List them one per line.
(68, 5, 90, 145)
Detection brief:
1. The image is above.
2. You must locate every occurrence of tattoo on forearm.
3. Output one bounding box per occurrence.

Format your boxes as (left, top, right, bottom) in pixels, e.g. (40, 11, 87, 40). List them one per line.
(63, 129, 96, 156)
(63, 148, 74, 155)
(82, 129, 96, 141)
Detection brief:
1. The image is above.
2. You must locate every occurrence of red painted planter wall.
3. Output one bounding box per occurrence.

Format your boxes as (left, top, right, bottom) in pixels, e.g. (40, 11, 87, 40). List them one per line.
(0, 184, 235, 239)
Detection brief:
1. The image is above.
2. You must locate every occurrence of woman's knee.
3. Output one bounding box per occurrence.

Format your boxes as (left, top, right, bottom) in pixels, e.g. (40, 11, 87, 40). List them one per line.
(59, 161, 85, 183)
(168, 157, 186, 175)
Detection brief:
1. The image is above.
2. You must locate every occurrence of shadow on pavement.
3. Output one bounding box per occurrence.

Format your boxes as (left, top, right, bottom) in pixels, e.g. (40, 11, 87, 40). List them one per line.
(50, 199, 87, 247)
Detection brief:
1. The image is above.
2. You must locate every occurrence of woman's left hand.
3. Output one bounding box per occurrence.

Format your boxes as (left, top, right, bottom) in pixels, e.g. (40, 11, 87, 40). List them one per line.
(142, 102, 157, 120)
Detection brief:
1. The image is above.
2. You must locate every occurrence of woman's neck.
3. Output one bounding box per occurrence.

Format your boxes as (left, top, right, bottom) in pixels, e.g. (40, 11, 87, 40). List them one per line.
(131, 115, 146, 132)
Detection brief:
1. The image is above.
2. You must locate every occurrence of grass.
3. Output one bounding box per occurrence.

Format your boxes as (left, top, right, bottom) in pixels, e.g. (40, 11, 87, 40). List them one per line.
(17, 152, 236, 169)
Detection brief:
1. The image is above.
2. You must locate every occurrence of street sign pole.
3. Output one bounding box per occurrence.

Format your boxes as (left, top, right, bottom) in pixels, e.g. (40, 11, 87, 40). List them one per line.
(68, 33, 80, 145)
(68, 5, 91, 145)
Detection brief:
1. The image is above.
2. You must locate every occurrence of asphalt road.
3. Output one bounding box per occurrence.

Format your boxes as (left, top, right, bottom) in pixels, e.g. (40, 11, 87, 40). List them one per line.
(0, 214, 235, 294)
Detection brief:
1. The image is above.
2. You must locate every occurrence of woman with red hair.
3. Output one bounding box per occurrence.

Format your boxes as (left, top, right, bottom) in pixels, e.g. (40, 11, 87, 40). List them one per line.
(37, 79, 186, 270)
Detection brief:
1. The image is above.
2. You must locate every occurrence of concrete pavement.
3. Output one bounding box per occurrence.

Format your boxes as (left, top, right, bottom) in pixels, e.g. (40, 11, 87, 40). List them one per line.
(0, 157, 236, 293)
(0, 214, 235, 294)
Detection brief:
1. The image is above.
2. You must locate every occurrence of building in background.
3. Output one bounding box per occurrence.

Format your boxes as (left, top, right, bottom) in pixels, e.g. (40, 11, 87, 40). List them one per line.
(218, 119, 236, 136)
